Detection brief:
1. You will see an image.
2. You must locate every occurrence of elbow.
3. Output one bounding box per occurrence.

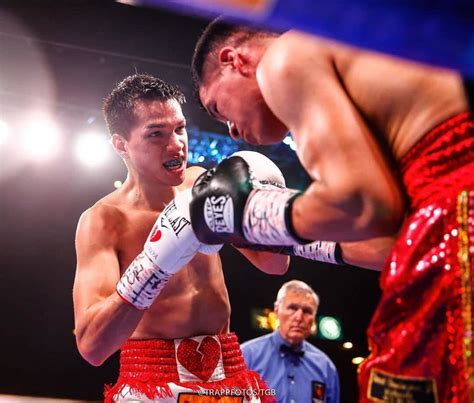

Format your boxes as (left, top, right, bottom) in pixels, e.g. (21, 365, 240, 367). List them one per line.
(269, 260, 290, 276)
(359, 193, 405, 238)
(373, 209, 404, 237)
(85, 354, 106, 367)
(257, 254, 290, 275)
(76, 337, 107, 367)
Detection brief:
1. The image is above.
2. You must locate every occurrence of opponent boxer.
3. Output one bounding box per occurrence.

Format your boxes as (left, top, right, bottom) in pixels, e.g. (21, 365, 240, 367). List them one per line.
(72, 74, 289, 402)
(191, 20, 474, 401)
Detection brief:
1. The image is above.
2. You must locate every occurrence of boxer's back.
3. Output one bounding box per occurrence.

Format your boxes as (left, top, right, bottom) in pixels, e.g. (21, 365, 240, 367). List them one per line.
(263, 31, 470, 162)
(332, 44, 469, 160)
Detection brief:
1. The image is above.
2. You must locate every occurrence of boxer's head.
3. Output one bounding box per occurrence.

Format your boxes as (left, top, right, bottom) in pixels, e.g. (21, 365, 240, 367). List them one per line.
(274, 280, 319, 346)
(192, 18, 287, 145)
(104, 74, 188, 186)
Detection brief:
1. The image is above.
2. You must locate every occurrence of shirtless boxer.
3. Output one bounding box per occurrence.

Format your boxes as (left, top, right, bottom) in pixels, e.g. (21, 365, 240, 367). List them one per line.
(190, 20, 474, 401)
(72, 74, 289, 402)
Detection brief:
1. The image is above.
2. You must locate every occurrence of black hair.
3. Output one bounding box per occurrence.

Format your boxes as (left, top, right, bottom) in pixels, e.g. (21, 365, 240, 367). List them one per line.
(103, 74, 185, 138)
(191, 17, 270, 93)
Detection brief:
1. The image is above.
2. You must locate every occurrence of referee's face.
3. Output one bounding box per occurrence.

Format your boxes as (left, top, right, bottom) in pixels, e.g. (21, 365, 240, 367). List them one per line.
(276, 290, 317, 346)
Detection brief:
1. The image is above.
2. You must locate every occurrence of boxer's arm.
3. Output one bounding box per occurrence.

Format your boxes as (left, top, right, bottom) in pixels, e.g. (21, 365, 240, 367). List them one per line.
(258, 32, 405, 242)
(235, 237, 394, 271)
(340, 236, 396, 271)
(73, 206, 143, 366)
(236, 247, 290, 275)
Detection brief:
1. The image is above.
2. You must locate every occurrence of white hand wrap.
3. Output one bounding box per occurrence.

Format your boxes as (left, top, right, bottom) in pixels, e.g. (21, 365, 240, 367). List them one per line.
(243, 187, 300, 246)
(293, 241, 340, 264)
(116, 252, 173, 310)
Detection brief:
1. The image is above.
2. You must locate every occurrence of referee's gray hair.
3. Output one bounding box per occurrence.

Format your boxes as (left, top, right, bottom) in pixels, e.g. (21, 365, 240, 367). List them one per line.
(274, 280, 319, 311)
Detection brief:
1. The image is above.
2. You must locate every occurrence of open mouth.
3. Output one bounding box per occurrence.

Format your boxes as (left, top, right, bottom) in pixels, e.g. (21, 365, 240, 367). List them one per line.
(163, 157, 184, 171)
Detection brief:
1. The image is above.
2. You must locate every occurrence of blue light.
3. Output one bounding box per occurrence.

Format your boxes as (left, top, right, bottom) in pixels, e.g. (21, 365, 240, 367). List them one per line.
(187, 128, 240, 166)
(185, 127, 307, 190)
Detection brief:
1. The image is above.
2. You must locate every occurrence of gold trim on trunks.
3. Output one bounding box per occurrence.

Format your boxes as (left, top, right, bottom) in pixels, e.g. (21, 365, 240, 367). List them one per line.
(457, 189, 474, 397)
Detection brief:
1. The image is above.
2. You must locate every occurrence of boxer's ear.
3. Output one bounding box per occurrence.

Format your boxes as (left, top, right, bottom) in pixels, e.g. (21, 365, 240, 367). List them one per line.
(111, 133, 129, 159)
(218, 47, 247, 74)
(218, 47, 237, 67)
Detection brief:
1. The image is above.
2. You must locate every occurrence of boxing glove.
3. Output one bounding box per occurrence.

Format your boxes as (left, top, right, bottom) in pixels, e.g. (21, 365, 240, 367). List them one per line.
(224, 152, 345, 264)
(116, 189, 219, 310)
(190, 151, 307, 246)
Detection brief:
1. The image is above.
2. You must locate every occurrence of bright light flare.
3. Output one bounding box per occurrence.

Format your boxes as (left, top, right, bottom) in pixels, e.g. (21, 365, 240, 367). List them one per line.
(75, 131, 111, 167)
(19, 114, 62, 161)
(0, 119, 10, 146)
(283, 134, 297, 151)
(352, 357, 365, 365)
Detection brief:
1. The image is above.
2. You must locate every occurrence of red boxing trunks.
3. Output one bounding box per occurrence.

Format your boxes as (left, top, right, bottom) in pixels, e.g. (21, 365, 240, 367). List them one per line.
(104, 333, 272, 402)
(359, 112, 474, 402)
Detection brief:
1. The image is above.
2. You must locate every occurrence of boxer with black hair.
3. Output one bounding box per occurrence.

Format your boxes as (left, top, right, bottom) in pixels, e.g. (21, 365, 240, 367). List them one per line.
(192, 19, 474, 401)
(73, 74, 288, 402)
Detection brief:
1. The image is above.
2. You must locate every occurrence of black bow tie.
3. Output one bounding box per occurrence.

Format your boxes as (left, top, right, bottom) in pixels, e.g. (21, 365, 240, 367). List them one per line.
(280, 344, 304, 357)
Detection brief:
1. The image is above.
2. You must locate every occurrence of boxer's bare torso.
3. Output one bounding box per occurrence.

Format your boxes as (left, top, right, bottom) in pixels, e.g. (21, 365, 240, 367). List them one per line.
(254, 31, 470, 241)
(88, 167, 230, 340)
(330, 42, 468, 160)
(259, 31, 469, 163)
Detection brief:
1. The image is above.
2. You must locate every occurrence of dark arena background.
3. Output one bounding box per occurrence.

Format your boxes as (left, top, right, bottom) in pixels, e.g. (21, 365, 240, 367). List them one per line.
(8, 0, 470, 401)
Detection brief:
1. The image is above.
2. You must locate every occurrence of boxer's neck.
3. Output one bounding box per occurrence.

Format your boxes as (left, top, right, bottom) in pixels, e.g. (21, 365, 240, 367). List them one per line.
(121, 173, 177, 211)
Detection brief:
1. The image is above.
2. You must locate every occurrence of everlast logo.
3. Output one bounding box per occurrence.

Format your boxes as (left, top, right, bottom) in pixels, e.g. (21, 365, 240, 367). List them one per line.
(204, 195, 234, 233)
(163, 200, 190, 237)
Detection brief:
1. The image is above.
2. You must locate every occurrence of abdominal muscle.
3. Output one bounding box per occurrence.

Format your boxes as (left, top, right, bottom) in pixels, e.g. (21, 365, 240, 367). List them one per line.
(129, 252, 231, 340)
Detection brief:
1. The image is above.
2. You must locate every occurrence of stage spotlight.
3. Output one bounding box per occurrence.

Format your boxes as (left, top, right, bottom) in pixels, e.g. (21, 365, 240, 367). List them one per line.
(342, 341, 353, 349)
(0, 119, 10, 146)
(317, 316, 343, 341)
(75, 131, 111, 168)
(19, 114, 62, 161)
(352, 357, 365, 365)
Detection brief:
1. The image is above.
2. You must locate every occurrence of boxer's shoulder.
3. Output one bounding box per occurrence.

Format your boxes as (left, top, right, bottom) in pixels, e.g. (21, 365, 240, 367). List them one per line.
(261, 31, 334, 72)
(258, 33, 336, 124)
(77, 200, 125, 247)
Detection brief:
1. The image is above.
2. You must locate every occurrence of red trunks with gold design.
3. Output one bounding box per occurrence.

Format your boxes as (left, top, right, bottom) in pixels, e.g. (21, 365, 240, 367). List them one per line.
(358, 112, 474, 402)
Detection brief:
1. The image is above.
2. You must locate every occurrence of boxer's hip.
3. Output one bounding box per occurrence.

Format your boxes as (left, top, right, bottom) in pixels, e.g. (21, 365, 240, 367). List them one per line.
(358, 112, 474, 401)
(105, 333, 270, 403)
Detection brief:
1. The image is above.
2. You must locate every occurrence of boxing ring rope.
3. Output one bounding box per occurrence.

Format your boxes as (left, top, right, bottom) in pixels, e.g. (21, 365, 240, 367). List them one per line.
(138, 0, 474, 78)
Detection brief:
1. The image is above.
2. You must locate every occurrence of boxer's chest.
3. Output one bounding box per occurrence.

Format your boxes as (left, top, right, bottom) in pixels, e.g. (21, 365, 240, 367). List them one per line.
(116, 209, 161, 271)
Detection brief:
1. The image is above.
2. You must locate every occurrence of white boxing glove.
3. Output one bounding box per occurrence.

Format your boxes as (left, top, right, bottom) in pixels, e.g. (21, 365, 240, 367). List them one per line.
(198, 242, 223, 255)
(117, 189, 202, 310)
(229, 151, 302, 245)
(230, 151, 286, 189)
